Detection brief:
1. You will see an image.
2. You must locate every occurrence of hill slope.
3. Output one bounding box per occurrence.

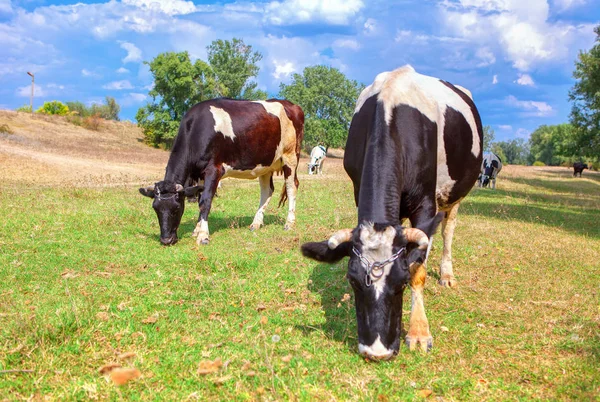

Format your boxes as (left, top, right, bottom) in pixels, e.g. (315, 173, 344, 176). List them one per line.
(0, 110, 168, 187)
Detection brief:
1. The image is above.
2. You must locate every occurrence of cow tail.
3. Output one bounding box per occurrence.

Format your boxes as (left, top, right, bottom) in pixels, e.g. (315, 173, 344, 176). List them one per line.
(278, 182, 288, 207)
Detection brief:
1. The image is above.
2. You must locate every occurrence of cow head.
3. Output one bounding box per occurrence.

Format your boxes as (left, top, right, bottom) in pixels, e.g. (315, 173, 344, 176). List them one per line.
(139, 181, 203, 245)
(301, 216, 441, 360)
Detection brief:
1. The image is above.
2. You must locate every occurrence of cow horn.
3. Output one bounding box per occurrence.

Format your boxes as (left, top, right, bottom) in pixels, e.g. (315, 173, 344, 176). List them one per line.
(175, 183, 184, 192)
(327, 229, 353, 250)
(402, 228, 429, 250)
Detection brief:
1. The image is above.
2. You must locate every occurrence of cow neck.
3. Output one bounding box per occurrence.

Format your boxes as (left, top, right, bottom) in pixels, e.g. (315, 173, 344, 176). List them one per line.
(163, 148, 188, 185)
(357, 136, 402, 225)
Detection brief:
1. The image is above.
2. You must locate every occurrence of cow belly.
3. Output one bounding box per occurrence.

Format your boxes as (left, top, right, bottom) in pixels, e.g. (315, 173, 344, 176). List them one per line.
(222, 161, 282, 179)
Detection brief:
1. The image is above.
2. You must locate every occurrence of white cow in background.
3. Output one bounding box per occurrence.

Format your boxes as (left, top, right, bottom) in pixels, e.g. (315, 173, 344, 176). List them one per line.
(308, 145, 327, 175)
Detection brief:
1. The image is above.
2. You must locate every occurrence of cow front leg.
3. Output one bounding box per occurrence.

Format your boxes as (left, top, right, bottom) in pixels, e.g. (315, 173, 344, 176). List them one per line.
(193, 166, 222, 245)
(406, 261, 432, 352)
(282, 164, 298, 230)
(439, 203, 460, 287)
(250, 173, 274, 231)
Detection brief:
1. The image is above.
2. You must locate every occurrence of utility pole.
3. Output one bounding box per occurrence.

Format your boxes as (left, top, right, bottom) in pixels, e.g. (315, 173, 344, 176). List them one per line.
(27, 72, 34, 114)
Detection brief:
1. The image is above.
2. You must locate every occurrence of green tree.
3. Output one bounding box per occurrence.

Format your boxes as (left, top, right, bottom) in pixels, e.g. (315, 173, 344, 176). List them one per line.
(15, 105, 32, 113)
(493, 139, 529, 165)
(102, 96, 120, 121)
(569, 24, 600, 158)
(483, 125, 495, 152)
(66, 101, 90, 117)
(528, 124, 579, 165)
(136, 51, 222, 147)
(208, 38, 266, 100)
(279, 65, 364, 149)
(36, 101, 69, 116)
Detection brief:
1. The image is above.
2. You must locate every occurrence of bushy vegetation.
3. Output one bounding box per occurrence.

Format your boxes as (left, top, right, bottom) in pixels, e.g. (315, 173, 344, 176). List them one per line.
(66, 97, 120, 121)
(137, 38, 266, 148)
(36, 100, 69, 116)
(570, 24, 600, 158)
(279, 65, 364, 150)
(15, 105, 32, 113)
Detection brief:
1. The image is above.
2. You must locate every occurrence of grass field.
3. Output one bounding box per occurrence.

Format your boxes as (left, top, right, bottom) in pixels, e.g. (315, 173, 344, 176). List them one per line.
(1, 114, 599, 400)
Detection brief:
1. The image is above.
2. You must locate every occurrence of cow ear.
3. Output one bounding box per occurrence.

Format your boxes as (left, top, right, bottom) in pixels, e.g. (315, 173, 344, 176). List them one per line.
(301, 241, 352, 263)
(139, 186, 155, 198)
(184, 185, 204, 198)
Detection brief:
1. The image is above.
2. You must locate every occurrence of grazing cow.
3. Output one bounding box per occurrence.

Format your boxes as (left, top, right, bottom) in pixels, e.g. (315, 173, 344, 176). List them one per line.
(308, 145, 327, 175)
(139, 98, 304, 246)
(573, 162, 588, 177)
(301, 66, 482, 359)
(478, 152, 502, 189)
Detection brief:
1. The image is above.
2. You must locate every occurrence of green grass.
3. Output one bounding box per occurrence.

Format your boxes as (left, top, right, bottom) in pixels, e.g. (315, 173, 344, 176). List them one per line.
(1, 167, 599, 400)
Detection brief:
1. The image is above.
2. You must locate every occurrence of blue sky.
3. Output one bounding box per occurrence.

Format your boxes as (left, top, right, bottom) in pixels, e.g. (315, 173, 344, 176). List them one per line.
(1, 0, 598, 141)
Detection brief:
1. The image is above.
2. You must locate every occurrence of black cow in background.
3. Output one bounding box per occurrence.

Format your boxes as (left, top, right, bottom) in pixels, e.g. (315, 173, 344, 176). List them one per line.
(478, 152, 502, 189)
(573, 162, 588, 177)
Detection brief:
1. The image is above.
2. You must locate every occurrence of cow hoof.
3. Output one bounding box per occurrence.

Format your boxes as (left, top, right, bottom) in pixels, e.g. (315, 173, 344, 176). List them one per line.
(249, 223, 262, 232)
(439, 276, 457, 288)
(196, 237, 210, 245)
(284, 223, 295, 231)
(405, 335, 433, 352)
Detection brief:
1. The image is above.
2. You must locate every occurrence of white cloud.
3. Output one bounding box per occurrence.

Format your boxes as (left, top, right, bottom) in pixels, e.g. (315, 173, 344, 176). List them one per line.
(475, 47, 496, 67)
(0, 0, 12, 14)
(116, 67, 130, 74)
(363, 18, 377, 35)
(553, 0, 586, 11)
(498, 124, 513, 130)
(121, 0, 198, 16)
(272, 60, 296, 79)
(16, 84, 45, 97)
(333, 39, 361, 51)
(506, 95, 553, 117)
(492, 74, 499, 84)
(515, 128, 531, 138)
(121, 92, 148, 106)
(81, 69, 101, 78)
(265, 0, 364, 26)
(120, 42, 142, 63)
(439, 0, 596, 71)
(515, 73, 535, 86)
(103, 80, 134, 90)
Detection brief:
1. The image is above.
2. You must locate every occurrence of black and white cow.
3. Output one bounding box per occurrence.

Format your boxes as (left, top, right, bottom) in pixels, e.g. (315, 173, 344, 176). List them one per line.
(478, 152, 502, 189)
(573, 162, 588, 177)
(140, 98, 304, 245)
(308, 145, 327, 175)
(301, 66, 482, 360)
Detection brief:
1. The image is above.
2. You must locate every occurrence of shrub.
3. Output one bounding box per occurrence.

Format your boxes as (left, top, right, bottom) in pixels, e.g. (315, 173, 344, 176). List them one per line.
(66, 101, 91, 117)
(16, 105, 32, 113)
(82, 114, 102, 131)
(533, 161, 546, 166)
(66, 114, 83, 126)
(36, 101, 69, 116)
(0, 123, 14, 135)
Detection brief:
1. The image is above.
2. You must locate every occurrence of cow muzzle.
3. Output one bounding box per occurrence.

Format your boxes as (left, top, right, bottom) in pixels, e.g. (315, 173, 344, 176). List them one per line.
(160, 235, 178, 246)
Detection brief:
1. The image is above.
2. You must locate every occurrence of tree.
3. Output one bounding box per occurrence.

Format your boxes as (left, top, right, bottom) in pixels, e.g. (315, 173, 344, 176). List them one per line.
(493, 139, 529, 165)
(36, 101, 69, 115)
(208, 38, 266, 100)
(483, 125, 495, 152)
(102, 96, 120, 121)
(569, 24, 600, 158)
(528, 124, 579, 165)
(137, 39, 267, 148)
(279, 65, 364, 149)
(66, 97, 121, 120)
(136, 51, 223, 147)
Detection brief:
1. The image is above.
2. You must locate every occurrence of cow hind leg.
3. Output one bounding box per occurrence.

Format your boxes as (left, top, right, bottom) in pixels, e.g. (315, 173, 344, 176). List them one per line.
(281, 163, 298, 231)
(439, 203, 460, 287)
(192, 166, 222, 245)
(406, 261, 432, 352)
(250, 173, 274, 231)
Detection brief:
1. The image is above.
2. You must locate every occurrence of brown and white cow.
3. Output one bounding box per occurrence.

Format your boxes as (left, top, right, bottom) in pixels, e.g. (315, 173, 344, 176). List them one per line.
(140, 98, 304, 245)
(301, 66, 482, 359)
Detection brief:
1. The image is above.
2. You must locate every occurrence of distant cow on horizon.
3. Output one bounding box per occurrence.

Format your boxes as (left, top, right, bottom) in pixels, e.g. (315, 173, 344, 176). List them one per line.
(573, 162, 588, 177)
